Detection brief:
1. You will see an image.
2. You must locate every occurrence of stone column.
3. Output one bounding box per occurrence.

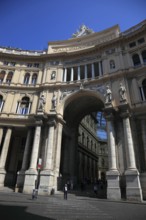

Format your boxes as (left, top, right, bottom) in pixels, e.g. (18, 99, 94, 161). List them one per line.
(131, 78, 141, 103)
(84, 65, 87, 79)
(63, 68, 67, 82)
(140, 87, 145, 101)
(140, 119, 146, 200)
(99, 61, 102, 77)
(0, 128, 3, 146)
(39, 119, 56, 195)
(105, 112, 121, 200)
(141, 119, 146, 168)
(42, 65, 47, 83)
(23, 125, 41, 194)
(0, 100, 4, 112)
(119, 53, 124, 69)
(91, 63, 95, 79)
(121, 111, 142, 201)
(71, 67, 74, 81)
(77, 66, 81, 81)
(43, 120, 55, 171)
(139, 53, 143, 65)
(102, 59, 108, 74)
(0, 128, 12, 187)
(16, 129, 32, 191)
(53, 121, 63, 191)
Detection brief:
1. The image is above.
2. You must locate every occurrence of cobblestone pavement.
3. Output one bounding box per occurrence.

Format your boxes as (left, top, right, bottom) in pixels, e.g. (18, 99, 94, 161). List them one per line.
(0, 191, 146, 220)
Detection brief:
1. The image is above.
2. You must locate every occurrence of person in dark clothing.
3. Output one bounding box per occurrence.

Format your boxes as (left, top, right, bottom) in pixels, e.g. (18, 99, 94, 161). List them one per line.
(32, 189, 37, 199)
(63, 184, 68, 200)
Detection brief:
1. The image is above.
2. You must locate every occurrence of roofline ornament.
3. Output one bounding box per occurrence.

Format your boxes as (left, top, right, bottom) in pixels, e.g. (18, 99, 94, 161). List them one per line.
(72, 24, 94, 38)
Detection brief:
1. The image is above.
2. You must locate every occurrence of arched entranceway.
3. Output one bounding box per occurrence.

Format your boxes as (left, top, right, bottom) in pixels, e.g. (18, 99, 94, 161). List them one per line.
(58, 89, 143, 201)
(59, 90, 105, 188)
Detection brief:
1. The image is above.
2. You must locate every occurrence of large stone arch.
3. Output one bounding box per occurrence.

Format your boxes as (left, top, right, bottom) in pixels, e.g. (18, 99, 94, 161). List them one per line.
(59, 89, 105, 188)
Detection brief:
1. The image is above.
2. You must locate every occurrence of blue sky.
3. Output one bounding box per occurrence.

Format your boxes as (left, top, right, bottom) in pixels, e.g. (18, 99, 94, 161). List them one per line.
(0, 0, 146, 50)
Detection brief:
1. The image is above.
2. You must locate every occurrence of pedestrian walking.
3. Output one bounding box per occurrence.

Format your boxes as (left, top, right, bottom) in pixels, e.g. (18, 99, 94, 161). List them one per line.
(93, 184, 98, 196)
(32, 189, 37, 200)
(63, 184, 68, 200)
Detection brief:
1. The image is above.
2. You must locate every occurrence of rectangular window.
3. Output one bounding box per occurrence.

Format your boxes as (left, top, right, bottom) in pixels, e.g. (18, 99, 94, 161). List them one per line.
(16, 102, 31, 115)
(94, 62, 99, 77)
(6, 79, 11, 85)
(27, 63, 32, 67)
(10, 62, 16, 66)
(19, 107, 29, 115)
(3, 61, 9, 65)
(139, 87, 145, 101)
(34, 63, 39, 68)
(129, 42, 136, 48)
(137, 38, 145, 44)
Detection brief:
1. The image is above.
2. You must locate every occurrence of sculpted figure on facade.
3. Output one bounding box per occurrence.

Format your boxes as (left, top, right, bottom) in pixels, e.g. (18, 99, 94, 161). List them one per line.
(105, 85, 112, 104)
(72, 24, 94, 38)
(52, 93, 57, 109)
(119, 83, 126, 101)
(51, 71, 56, 80)
(38, 94, 46, 111)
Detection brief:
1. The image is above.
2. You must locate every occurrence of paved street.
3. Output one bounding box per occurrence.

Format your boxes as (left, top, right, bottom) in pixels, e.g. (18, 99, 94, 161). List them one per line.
(0, 191, 146, 220)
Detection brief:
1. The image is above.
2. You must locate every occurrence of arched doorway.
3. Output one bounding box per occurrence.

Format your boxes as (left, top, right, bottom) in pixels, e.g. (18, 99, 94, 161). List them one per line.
(59, 90, 105, 189)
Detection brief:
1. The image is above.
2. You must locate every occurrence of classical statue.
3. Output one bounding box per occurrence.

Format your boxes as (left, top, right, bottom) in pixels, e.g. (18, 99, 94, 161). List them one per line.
(51, 71, 56, 80)
(52, 94, 57, 109)
(119, 83, 126, 101)
(38, 94, 46, 111)
(105, 85, 112, 104)
(72, 24, 94, 38)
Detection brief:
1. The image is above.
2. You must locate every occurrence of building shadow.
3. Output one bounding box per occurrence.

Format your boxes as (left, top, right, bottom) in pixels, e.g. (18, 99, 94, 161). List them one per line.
(0, 204, 55, 220)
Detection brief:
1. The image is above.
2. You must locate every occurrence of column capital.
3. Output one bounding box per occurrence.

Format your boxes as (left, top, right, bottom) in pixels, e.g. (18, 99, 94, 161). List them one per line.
(35, 120, 43, 126)
(104, 112, 114, 121)
(103, 107, 115, 121)
(120, 110, 131, 119)
(33, 114, 45, 126)
(47, 119, 56, 127)
(118, 103, 131, 118)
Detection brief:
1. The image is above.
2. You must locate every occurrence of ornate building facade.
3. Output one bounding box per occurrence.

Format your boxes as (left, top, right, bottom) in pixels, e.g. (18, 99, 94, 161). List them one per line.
(0, 20, 146, 201)
(78, 113, 108, 184)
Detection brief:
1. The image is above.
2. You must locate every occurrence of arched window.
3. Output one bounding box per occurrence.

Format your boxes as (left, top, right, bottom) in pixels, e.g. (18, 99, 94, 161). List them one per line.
(94, 143, 96, 152)
(142, 79, 146, 100)
(87, 137, 89, 148)
(142, 50, 146, 63)
(82, 132, 85, 144)
(6, 71, 13, 84)
(23, 73, 30, 85)
(0, 95, 4, 112)
(31, 73, 37, 85)
(110, 60, 115, 69)
(0, 71, 6, 84)
(17, 97, 31, 115)
(132, 54, 141, 66)
(91, 140, 93, 151)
